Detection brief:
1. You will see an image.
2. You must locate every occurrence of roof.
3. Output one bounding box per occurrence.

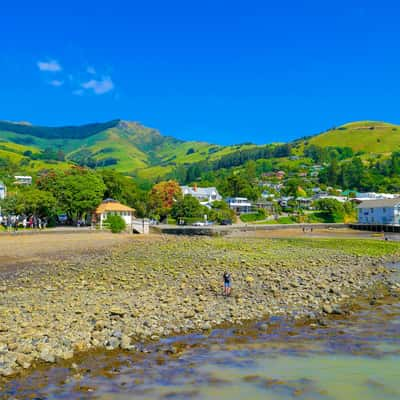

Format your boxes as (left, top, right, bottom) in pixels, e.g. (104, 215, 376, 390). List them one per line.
(95, 199, 135, 214)
(357, 198, 400, 208)
(180, 186, 219, 196)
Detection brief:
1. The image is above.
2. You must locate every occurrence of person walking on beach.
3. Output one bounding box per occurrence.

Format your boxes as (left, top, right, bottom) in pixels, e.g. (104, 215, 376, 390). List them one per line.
(223, 271, 232, 297)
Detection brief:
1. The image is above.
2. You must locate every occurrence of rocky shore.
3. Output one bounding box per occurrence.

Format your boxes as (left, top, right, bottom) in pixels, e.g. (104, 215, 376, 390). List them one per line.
(1, 235, 399, 379)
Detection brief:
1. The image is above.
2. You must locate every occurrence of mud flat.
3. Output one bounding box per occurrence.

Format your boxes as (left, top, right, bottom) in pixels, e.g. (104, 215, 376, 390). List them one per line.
(0, 234, 399, 381)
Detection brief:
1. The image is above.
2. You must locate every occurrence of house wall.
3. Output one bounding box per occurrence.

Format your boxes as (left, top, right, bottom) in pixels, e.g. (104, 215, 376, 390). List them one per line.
(358, 206, 400, 224)
(100, 211, 133, 228)
(0, 184, 6, 200)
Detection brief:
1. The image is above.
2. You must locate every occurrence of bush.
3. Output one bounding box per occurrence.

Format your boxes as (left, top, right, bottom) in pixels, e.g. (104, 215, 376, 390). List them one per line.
(240, 209, 266, 223)
(104, 215, 126, 233)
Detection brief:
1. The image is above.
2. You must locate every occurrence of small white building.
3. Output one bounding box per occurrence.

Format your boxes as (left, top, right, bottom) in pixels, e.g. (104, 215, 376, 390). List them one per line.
(226, 197, 252, 214)
(95, 199, 135, 230)
(180, 185, 222, 205)
(14, 175, 32, 185)
(0, 181, 6, 200)
(357, 198, 400, 225)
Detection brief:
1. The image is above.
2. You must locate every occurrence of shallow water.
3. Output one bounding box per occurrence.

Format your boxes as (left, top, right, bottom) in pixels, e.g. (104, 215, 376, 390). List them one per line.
(2, 268, 400, 400)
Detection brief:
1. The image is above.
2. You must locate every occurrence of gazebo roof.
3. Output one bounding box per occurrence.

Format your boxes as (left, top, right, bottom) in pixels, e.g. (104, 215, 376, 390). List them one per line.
(95, 199, 135, 214)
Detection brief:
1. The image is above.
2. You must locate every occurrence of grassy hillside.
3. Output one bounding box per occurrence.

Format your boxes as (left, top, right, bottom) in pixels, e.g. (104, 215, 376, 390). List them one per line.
(2, 118, 400, 183)
(307, 121, 400, 153)
(0, 119, 257, 180)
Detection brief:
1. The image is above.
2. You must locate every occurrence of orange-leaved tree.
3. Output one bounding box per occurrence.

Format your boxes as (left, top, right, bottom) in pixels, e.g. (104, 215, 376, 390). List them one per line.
(148, 180, 182, 221)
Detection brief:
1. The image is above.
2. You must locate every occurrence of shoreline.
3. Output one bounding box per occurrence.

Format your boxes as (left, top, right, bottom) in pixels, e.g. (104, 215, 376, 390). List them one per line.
(1, 234, 400, 381)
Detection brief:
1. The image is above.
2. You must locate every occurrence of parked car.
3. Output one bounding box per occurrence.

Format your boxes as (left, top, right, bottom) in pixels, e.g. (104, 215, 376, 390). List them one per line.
(220, 219, 232, 225)
(57, 214, 68, 224)
(192, 221, 205, 226)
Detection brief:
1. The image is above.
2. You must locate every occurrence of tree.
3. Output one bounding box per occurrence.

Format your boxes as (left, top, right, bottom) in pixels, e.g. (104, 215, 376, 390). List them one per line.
(171, 195, 204, 219)
(148, 180, 182, 220)
(100, 169, 143, 210)
(0, 187, 56, 217)
(209, 200, 236, 223)
(38, 168, 105, 221)
(327, 157, 339, 186)
(314, 198, 345, 222)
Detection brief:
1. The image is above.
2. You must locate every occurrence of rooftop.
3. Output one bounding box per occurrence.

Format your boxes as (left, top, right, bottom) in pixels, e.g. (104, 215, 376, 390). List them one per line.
(95, 199, 135, 214)
(357, 198, 400, 208)
(180, 186, 219, 196)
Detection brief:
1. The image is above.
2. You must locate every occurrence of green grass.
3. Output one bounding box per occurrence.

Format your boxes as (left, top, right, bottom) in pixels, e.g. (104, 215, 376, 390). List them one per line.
(308, 121, 400, 154)
(280, 237, 400, 257)
(257, 216, 297, 224)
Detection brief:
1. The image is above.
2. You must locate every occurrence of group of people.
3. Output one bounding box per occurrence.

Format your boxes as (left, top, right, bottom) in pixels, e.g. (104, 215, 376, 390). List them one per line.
(1, 215, 47, 231)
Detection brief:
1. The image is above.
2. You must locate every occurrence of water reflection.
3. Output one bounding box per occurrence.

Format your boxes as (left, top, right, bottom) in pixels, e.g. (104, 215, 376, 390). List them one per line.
(2, 297, 400, 400)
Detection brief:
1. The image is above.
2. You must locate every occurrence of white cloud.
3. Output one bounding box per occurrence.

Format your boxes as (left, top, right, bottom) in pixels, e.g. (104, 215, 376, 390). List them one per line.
(37, 60, 62, 72)
(81, 76, 114, 95)
(87, 66, 96, 74)
(49, 79, 64, 87)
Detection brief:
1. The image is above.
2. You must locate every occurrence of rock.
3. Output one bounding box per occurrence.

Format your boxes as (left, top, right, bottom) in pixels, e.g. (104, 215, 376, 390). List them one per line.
(105, 337, 120, 350)
(322, 304, 333, 314)
(0, 366, 14, 376)
(109, 307, 126, 317)
(39, 350, 56, 363)
(16, 353, 33, 369)
(120, 335, 132, 350)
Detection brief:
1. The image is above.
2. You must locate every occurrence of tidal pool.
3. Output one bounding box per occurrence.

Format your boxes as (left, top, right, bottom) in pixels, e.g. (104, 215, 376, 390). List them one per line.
(2, 292, 400, 400)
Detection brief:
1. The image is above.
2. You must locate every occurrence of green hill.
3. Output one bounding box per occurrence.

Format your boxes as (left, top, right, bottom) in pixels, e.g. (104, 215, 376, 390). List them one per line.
(306, 121, 400, 154)
(0, 119, 257, 180)
(1, 118, 400, 184)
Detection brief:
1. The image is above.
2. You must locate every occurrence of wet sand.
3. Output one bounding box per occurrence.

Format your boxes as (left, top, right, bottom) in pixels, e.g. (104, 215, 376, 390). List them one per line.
(0, 231, 155, 273)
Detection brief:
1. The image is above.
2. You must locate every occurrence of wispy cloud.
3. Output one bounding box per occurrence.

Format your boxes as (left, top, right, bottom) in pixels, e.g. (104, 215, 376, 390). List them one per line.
(49, 79, 64, 87)
(37, 60, 62, 72)
(87, 66, 96, 74)
(81, 76, 114, 95)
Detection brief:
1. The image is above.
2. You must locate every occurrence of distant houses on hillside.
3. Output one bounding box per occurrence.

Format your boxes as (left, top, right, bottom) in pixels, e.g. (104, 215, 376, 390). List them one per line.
(14, 176, 32, 185)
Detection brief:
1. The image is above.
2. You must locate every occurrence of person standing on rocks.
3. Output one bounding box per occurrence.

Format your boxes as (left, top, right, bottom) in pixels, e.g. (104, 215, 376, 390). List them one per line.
(223, 271, 232, 297)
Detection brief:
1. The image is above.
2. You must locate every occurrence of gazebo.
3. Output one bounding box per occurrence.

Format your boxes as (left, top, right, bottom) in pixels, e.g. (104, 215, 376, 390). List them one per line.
(94, 199, 135, 230)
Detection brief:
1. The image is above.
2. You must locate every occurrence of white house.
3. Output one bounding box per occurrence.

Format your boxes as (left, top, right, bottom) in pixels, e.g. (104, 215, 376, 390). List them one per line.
(356, 192, 397, 201)
(226, 197, 252, 214)
(357, 198, 400, 225)
(14, 176, 32, 185)
(0, 181, 6, 200)
(94, 199, 135, 230)
(180, 185, 222, 205)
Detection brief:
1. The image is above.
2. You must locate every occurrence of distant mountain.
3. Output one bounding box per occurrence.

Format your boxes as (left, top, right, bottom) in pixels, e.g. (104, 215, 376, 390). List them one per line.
(1, 118, 399, 182)
(0, 119, 257, 180)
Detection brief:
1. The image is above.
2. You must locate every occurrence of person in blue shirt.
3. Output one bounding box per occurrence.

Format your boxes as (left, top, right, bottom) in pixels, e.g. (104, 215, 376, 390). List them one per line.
(223, 272, 232, 296)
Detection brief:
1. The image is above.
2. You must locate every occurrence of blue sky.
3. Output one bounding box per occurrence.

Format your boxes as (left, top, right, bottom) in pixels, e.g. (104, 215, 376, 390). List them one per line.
(1, 0, 400, 144)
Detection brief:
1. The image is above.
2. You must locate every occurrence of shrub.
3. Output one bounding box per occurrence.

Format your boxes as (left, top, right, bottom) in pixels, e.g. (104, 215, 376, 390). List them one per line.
(104, 214, 126, 233)
(240, 209, 266, 223)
